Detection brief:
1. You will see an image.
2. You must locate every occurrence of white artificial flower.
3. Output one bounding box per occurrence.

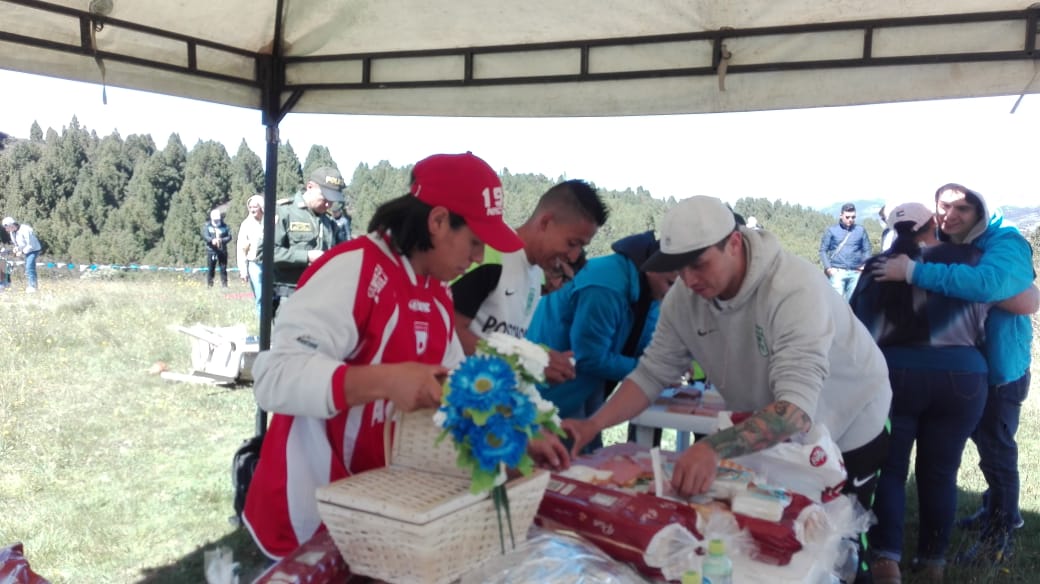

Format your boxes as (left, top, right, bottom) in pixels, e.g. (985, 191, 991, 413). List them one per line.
(483, 332, 549, 381)
(432, 409, 447, 429)
(528, 391, 557, 414)
(483, 332, 522, 355)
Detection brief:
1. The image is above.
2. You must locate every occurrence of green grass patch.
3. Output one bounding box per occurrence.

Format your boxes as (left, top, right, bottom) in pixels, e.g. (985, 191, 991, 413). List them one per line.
(0, 276, 1036, 583)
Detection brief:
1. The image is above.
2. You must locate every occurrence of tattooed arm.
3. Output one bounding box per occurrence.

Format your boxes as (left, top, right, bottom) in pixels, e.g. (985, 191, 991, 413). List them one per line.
(704, 400, 811, 458)
(670, 400, 811, 497)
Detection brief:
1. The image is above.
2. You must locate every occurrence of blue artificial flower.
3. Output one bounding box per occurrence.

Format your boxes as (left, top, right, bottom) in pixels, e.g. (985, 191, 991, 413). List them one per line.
(446, 355, 517, 414)
(501, 387, 537, 432)
(471, 414, 529, 473)
(439, 404, 477, 444)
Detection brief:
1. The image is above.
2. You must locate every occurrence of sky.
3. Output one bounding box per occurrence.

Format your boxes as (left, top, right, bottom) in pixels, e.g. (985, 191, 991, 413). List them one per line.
(2, 68, 1037, 213)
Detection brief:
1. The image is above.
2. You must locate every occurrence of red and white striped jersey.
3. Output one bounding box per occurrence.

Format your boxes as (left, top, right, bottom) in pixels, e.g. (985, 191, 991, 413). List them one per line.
(243, 233, 463, 559)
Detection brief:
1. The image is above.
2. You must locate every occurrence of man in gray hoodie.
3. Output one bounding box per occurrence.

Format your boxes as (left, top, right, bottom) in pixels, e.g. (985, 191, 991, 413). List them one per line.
(564, 196, 892, 584)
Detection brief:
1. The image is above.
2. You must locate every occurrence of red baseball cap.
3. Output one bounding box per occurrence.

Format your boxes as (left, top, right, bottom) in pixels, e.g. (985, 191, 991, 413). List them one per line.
(410, 152, 524, 253)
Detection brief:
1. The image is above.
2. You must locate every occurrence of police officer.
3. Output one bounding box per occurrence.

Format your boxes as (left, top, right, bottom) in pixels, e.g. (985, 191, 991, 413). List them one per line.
(264, 166, 348, 311)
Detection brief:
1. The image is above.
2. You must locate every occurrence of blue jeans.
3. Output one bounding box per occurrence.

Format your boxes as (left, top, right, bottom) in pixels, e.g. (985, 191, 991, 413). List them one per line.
(24, 250, 39, 289)
(870, 367, 987, 563)
(247, 260, 264, 317)
(971, 371, 1030, 532)
(828, 268, 860, 301)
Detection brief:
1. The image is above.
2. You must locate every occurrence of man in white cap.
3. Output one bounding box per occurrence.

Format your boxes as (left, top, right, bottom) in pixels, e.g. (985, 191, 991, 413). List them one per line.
(2, 216, 43, 292)
(564, 196, 892, 584)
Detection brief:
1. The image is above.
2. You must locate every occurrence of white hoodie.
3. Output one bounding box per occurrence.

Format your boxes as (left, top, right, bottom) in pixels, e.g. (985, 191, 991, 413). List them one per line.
(629, 227, 891, 452)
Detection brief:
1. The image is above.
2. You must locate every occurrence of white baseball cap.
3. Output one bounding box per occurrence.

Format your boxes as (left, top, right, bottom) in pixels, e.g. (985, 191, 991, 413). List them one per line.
(887, 202, 934, 231)
(1, 217, 15, 226)
(642, 196, 737, 272)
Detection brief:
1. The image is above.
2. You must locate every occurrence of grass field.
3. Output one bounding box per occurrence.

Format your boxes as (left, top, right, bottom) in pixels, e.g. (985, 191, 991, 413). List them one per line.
(0, 272, 1038, 583)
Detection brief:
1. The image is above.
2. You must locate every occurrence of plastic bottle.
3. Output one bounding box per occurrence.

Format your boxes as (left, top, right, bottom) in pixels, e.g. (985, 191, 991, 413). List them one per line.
(680, 570, 702, 584)
(702, 539, 733, 584)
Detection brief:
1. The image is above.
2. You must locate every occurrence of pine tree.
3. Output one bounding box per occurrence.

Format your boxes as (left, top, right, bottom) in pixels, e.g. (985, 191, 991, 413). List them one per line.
(227, 140, 264, 230)
(302, 144, 337, 178)
(158, 140, 232, 265)
(276, 141, 303, 199)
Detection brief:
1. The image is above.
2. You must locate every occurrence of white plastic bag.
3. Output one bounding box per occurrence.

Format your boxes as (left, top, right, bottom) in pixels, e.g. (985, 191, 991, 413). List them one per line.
(203, 547, 240, 584)
(717, 414, 846, 503)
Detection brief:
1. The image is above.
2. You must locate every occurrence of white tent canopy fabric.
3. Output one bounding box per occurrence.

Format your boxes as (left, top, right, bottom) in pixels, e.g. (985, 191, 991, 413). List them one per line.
(2, 0, 1038, 118)
(2, 0, 1038, 349)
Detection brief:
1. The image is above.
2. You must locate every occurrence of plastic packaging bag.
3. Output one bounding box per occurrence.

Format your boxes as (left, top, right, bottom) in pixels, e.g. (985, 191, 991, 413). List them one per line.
(203, 547, 240, 584)
(461, 528, 649, 583)
(718, 415, 847, 503)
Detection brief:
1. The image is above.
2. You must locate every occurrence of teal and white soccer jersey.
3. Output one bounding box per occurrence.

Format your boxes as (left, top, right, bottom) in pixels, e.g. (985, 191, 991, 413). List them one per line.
(451, 247, 543, 340)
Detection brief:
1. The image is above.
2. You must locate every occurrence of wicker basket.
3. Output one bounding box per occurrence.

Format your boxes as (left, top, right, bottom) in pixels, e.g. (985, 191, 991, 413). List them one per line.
(316, 408, 550, 584)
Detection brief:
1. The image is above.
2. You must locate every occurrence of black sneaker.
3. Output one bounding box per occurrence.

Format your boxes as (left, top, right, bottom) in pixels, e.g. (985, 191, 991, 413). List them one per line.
(954, 529, 1015, 567)
(957, 508, 1025, 531)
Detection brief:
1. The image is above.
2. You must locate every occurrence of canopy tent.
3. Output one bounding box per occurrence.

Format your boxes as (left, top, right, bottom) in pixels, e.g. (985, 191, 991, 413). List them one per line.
(2, 0, 1039, 348)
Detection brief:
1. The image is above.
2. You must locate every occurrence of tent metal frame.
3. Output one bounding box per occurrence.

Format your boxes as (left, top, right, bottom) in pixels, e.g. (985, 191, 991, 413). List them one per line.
(2, 2, 1038, 94)
(2, 0, 1038, 355)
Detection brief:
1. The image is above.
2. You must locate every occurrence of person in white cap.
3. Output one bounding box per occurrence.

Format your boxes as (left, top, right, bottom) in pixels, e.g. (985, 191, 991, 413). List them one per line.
(236, 194, 265, 314)
(564, 195, 892, 584)
(2, 217, 42, 292)
(201, 209, 232, 288)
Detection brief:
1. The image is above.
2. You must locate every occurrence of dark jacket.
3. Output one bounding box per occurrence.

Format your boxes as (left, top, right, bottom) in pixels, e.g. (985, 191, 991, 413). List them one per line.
(201, 220, 232, 257)
(819, 222, 871, 270)
(263, 193, 341, 287)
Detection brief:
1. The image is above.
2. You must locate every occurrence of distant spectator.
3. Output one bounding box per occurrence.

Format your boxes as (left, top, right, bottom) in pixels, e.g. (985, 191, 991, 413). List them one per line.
(202, 209, 232, 288)
(329, 202, 352, 242)
(237, 194, 265, 314)
(819, 203, 872, 301)
(2, 216, 42, 293)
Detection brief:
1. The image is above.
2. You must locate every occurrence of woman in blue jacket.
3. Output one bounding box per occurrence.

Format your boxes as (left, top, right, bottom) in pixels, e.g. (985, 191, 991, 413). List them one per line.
(527, 231, 676, 448)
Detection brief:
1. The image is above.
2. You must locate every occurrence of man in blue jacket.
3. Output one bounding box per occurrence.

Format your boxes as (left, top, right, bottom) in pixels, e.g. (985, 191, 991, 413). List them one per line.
(875, 183, 1037, 566)
(527, 231, 677, 449)
(820, 203, 872, 301)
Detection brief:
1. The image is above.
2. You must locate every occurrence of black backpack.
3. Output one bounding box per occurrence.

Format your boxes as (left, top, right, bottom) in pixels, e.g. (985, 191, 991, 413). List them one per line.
(231, 408, 266, 525)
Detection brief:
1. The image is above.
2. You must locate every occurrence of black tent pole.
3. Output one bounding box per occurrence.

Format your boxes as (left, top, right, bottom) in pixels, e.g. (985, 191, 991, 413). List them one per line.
(254, 0, 288, 435)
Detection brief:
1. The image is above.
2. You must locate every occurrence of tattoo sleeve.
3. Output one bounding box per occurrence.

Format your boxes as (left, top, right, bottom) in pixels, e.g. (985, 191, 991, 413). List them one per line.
(702, 400, 812, 460)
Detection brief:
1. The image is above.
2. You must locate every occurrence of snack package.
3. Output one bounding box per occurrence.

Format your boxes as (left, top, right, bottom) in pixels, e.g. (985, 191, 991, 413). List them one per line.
(718, 414, 847, 502)
(536, 474, 703, 578)
(252, 529, 351, 584)
(647, 447, 809, 566)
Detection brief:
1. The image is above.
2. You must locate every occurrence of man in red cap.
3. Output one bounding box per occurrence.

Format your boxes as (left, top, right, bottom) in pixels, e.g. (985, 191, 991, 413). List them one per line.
(243, 152, 568, 561)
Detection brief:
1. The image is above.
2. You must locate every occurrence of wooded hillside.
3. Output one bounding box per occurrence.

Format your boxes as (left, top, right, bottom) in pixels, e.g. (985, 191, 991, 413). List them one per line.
(5, 118, 1034, 271)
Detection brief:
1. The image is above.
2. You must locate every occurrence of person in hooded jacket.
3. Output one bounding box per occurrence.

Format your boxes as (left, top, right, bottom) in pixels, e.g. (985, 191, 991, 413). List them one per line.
(873, 183, 1038, 566)
(526, 231, 677, 448)
(565, 196, 892, 584)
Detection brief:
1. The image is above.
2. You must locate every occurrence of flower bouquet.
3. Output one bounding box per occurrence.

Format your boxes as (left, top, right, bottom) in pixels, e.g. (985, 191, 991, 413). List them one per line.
(435, 332, 564, 552)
